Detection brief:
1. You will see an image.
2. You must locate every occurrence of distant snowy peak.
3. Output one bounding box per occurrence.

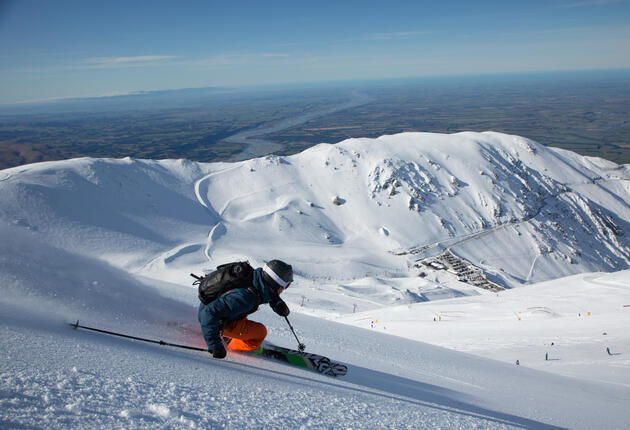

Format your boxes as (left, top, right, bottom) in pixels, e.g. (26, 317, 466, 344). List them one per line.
(281, 132, 630, 282)
(292, 131, 625, 227)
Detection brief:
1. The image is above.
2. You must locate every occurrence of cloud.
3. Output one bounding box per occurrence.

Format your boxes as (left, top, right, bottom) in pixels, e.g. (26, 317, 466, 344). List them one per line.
(12, 54, 179, 75)
(365, 30, 432, 40)
(260, 53, 291, 58)
(561, 0, 624, 7)
(187, 52, 291, 68)
(81, 55, 178, 69)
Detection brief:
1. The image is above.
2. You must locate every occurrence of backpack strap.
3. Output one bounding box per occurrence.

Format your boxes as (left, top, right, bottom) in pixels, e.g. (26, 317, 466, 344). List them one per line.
(247, 285, 262, 305)
(245, 285, 262, 314)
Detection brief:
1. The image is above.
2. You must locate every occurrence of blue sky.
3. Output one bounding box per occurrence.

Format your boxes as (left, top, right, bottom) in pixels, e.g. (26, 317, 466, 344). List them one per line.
(1, 0, 629, 104)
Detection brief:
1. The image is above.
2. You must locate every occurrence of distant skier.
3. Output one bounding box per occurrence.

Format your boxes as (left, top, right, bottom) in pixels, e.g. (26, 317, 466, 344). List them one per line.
(607, 347, 612, 356)
(197, 260, 293, 359)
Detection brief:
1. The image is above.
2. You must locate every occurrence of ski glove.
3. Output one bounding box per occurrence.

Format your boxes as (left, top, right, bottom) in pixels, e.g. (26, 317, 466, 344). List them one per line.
(271, 300, 290, 317)
(210, 347, 227, 359)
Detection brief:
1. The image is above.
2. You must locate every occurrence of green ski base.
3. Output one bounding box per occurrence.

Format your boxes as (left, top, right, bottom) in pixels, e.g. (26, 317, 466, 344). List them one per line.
(247, 342, 348, 377)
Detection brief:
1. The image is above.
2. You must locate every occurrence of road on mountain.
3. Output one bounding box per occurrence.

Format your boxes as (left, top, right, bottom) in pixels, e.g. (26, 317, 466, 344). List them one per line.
(402, 175, 629, 276)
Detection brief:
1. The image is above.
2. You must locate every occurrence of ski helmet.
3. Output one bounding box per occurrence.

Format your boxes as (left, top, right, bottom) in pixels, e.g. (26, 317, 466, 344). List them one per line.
(262, 260, 293, 290)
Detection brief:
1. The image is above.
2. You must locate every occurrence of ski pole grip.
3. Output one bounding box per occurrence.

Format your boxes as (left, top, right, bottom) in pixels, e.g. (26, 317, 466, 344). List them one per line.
(190, 273, 203, 280)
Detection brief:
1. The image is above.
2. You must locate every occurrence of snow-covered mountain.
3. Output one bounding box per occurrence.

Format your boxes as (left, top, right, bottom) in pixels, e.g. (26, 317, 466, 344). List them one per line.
(1, 131, 629, 428)
(1, 132, 628, 311)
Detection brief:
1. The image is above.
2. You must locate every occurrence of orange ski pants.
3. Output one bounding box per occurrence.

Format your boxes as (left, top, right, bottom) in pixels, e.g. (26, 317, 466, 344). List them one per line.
(222, 318, 267, 351)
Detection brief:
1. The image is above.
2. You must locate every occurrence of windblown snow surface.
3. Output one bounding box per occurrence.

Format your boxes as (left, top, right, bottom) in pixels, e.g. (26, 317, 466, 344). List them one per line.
(1, 131, 629, 429)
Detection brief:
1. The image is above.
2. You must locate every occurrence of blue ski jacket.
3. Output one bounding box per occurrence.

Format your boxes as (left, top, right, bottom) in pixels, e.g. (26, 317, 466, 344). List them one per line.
(197, 267, 285, 351)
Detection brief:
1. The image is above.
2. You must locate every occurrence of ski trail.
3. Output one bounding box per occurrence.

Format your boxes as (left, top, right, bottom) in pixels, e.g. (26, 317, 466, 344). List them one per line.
(193, 165, 241, 213)
(526, 254, 541, 283)
(193, 169, 233, 263)
(204, 222, 226, 260)
(138, 243, 204, 274)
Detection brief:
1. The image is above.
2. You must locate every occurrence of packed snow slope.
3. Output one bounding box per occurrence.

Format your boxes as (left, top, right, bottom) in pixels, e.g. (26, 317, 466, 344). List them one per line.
(1, 131, 630, 428)
(339, 269, 630, 387)
(1, 234, 629, 428)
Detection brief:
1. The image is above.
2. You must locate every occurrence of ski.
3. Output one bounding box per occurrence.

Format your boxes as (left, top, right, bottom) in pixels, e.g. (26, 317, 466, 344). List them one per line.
(244, 342, 348, 377)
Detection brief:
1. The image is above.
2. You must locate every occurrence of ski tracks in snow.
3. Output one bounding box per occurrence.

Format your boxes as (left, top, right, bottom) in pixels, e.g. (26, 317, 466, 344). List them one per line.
(193, 167, 238, 262)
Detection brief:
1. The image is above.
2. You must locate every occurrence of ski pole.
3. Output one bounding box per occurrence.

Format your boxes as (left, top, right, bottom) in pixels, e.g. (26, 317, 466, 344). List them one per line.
(69, 320, 207, 352)
(284, 316, 306, 351)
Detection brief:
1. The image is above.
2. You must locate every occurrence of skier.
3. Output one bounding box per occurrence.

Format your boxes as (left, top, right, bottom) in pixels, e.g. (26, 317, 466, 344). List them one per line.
(198, 260, 293, 359)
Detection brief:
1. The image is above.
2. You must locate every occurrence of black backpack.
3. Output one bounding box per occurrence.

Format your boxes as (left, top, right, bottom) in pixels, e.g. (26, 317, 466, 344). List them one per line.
(191, 261, 259, 306)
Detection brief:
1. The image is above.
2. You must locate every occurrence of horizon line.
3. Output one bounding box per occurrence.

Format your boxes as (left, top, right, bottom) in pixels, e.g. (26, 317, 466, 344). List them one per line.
(2, 67, 630, 108)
